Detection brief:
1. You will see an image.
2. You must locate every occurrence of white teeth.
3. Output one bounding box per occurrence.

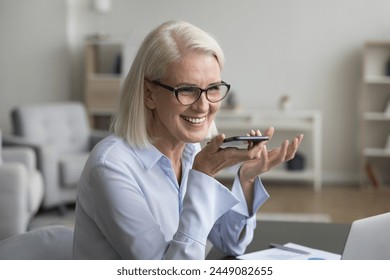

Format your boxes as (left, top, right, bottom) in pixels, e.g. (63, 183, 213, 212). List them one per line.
(182, 116, 206, 124)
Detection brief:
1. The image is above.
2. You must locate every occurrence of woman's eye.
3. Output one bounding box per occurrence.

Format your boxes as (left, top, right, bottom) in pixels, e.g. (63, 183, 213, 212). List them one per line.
(208, 85, 220, 91)
(178, 87, 197, 94)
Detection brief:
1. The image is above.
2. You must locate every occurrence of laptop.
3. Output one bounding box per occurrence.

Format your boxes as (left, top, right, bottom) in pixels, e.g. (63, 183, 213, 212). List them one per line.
(341, 212, 390, 260)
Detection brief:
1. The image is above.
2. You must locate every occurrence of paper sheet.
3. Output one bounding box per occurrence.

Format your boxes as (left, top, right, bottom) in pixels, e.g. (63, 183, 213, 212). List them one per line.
(238, 243, 341, 260)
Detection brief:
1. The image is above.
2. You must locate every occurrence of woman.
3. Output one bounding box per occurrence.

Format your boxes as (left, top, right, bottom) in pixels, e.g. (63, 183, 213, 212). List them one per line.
(73, 20, 303, 259)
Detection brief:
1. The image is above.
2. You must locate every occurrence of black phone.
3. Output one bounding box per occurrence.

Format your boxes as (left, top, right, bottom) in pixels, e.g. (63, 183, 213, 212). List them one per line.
(220, 135, 269, 149)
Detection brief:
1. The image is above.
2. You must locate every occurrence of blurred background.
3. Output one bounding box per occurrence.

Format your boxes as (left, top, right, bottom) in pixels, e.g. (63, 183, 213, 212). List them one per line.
(1, 0, 390, 229)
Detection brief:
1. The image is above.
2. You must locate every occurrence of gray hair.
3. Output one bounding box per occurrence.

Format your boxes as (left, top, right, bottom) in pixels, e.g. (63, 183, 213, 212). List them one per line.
(111, 20, 224, 147)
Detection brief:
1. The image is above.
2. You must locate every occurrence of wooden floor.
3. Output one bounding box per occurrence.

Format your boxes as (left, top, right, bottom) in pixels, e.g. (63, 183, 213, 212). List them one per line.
(255, 182, 390, 224)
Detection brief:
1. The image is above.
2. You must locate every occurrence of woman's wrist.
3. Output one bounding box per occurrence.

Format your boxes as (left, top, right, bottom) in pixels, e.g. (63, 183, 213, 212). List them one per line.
(239, 166, 256, 185)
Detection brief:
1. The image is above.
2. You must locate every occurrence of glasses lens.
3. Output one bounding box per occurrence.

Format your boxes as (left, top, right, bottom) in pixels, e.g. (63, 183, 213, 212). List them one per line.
(175, 83, 230, 105)
(176, 87, 202, 105)
(206, 84, 229, 103)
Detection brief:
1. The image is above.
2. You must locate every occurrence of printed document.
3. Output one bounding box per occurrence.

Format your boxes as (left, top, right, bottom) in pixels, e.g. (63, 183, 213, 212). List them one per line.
(238, 243, 341, 260)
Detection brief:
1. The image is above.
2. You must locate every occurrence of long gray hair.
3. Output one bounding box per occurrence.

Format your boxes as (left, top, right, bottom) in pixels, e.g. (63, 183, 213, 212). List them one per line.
(111, 20, 224, 147)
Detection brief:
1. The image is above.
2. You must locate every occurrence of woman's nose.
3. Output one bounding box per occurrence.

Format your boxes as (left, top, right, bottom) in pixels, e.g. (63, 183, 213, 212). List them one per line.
(191, 92, 209, 111)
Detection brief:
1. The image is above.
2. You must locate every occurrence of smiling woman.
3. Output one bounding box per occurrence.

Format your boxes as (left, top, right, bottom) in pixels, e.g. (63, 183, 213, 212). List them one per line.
(144, 51, 223, 145)
(72, 20, 303, 260)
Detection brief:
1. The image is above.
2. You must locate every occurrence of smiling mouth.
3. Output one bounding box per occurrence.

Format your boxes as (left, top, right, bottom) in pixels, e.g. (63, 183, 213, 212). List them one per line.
(181, 116, 206, 124)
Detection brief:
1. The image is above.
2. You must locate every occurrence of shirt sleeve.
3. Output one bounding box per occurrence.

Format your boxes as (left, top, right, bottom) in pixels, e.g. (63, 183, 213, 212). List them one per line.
(164, 169, 241, 259)
(207, 174, 269, 256)
(77, 162, 243, 260)
(77, 161, 170, 259)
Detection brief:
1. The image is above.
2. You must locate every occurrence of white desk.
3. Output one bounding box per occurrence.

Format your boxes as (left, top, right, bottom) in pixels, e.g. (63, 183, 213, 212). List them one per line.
(214, 110, 322, 191)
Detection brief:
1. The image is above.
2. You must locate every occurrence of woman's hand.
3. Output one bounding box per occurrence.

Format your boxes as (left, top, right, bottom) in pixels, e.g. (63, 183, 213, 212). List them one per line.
(239, 127, 303, 213)
(193, 127, 303, 214)
(192, 133, 267, 177)
(239, 127, 304, 184)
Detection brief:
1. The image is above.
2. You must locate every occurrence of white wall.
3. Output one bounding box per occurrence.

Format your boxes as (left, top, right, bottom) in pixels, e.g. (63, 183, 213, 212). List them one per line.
(2, 0, 390, 184)
(0, 0, 70, 131)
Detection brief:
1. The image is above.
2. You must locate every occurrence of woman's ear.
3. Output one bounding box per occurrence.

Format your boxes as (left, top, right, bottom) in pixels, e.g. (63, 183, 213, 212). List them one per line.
(144, 81, 156, 109)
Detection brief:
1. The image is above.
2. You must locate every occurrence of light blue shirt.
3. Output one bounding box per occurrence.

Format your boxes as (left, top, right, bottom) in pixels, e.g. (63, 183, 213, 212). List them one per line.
(73, 134, 269, 259)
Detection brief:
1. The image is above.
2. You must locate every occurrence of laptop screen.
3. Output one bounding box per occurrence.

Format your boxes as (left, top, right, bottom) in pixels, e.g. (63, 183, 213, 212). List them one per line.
(341, 212, 390, 260)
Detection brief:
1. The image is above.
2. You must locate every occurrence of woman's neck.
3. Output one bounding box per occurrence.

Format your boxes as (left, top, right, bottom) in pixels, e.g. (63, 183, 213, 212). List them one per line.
(154, 140, 185, 184)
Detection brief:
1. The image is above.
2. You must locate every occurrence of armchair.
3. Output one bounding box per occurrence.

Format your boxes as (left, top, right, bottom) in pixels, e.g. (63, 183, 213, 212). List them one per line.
(0, 225, 73, 259)
(5, 101, 109, 209)
(0, 131, 44, 240)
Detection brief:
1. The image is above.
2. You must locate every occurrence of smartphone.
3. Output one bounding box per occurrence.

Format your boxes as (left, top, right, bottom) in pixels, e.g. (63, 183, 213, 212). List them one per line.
(220, 135, 269, 149)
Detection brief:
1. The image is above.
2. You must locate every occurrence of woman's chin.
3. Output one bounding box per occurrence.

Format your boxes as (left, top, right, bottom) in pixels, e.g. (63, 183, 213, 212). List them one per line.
(184, 133, 207, 144)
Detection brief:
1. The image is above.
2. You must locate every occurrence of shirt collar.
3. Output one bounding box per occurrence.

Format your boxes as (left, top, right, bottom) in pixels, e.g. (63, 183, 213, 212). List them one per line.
(131, 143, 199, 171)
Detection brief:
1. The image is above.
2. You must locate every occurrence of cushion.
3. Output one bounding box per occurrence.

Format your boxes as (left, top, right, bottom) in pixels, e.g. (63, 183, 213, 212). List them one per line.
(59, 153, 89, 187)
(27, 170, 44, 216)
(0, 226, 73, 260)
(12, 102, 91, 153)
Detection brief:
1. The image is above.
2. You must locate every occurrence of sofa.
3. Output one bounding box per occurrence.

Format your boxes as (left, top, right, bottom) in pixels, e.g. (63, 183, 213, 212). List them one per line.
(0, 130, 44, 240)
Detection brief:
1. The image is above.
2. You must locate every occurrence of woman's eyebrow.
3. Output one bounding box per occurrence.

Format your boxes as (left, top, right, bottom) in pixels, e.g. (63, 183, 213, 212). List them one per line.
(175, 81, 222, 87)
(208, 81, 222, 86)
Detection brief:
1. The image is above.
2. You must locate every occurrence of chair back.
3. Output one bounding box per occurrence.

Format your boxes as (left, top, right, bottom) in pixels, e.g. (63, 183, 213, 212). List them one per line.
(12, 102, 91, 154)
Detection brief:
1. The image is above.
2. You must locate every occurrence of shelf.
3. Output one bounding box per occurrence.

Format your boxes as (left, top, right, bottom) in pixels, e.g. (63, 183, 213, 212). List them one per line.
(262, 169, 315, 182)
(217, 166, 315, 182)
(364, 76, 390, 84)
(216, 121, 313, 131)
(84, 39, 124, 129)
(214, 110, 322, 190)
(363, 148, 390, 157)
(217, 110, 320, 119)
(365, 41, 390, 47)
(85, 77, 120, 111)
(364, 112, 390, 121)
(360, 41, 390, 188)
(216, 110, 319, 131)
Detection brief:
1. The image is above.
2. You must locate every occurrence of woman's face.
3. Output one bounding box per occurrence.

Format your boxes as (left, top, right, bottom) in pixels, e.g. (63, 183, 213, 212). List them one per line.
(145, 51, 221, 146)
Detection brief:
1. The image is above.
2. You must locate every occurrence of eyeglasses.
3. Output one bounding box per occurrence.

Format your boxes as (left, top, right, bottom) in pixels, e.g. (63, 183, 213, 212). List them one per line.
(149, 80, 231, 105)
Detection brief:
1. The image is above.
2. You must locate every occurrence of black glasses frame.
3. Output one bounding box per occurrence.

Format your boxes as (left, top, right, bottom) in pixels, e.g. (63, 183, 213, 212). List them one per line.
(148, 80, 231, 105)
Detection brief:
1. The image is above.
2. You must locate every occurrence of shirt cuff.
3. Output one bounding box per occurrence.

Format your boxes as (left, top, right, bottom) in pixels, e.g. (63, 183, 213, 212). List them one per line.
(176, 169, 240, 245)
(231, 174, 269, 217)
